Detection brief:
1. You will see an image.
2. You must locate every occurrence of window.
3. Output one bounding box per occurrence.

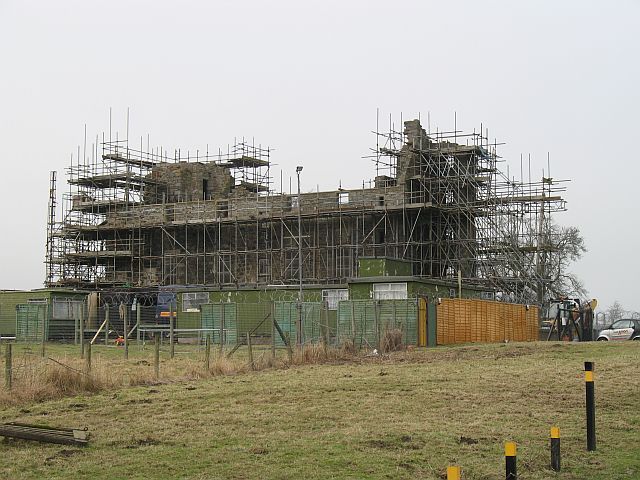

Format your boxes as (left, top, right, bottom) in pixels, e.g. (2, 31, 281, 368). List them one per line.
(612, 320, 633, 329)
(338, 192, 349, 205)
(52, 298, 84, 320)
(373, 283, 407, 300)
(182, 292, 210, 312)
(322, 289, 349, 310)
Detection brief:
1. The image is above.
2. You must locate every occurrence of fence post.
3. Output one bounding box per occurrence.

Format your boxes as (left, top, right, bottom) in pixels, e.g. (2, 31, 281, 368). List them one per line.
(585, 361, 596, 451)
(550, 426, 561, 472)
(169, 316, 175, 359)
(247, 333, 254, 370)
(285, 332, 293, 363)
(219, 306, 225, 356)
(205, 335, 211, 371)
(136, 301, 141, 345)
(40, 305, 46, 358)
(85, 341, 92, 374)
(505, 441, 517, 480)
(350, 302, 356, 348)
(79, 303, 85, 359)
(124, 305, 129, 360)
(4, 343, 12, 390)
(104, 303, 110, 346)
(154, 334, 160, 379)
(271, 306, 276, 359)
(323, 303, 330, 347)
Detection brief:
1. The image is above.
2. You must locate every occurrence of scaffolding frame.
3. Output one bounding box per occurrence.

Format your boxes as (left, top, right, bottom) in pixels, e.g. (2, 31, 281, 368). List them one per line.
(45, 115, 567, 305)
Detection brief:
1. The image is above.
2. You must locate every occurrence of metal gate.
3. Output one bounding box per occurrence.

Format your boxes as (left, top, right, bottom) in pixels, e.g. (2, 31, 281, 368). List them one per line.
(16, 304, 48, 342)
(200, 303, 237, 345)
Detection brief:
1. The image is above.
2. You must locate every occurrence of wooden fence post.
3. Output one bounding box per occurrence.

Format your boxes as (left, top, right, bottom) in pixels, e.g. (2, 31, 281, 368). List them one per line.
(205, 335, 211, 371)
(154, 334, 160, 379)
(271, 305, 276, 359)
(136, 303, 141, 345)
(169, 316, 175, 359)
(104, 304, 110, 346)
(219, 306, 225, 356)
(40, 305, 47, 358)
(79, 303, 85, 359)
(4, 343, 12, 390)
(124, 306, 129, 360)
(246, 333, 254, 370)
(85, 341, 92, 374)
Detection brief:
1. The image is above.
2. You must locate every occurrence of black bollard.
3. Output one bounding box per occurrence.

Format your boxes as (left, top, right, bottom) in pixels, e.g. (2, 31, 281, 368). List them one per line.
(550, 426, 561, 471)
(505, 442, 517, 480)
(585, 361, 596, 451)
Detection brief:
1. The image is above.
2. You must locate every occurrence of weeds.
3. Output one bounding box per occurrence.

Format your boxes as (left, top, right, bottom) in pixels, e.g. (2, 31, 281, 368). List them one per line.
(0, 343, 362, 406)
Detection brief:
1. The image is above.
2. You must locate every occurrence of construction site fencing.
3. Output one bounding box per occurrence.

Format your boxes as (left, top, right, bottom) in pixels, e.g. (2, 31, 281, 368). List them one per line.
(436, 298, 538, 344)
(274, 301, 328, 346)
(336, 299, 418, 349)
(15, 304, 48, 342)
(200, 303, 238, 346)
(200, 301, 330, 349)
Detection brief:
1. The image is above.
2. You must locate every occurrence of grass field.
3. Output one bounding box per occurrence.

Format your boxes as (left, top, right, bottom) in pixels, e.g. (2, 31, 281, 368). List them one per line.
(0, 341, 638, 479)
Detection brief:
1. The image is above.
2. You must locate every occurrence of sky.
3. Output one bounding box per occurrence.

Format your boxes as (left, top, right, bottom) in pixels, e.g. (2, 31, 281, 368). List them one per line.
(0, 0, 638, 313)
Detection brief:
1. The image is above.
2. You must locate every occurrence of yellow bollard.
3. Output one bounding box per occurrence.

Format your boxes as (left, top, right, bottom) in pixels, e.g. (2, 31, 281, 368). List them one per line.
(447, 465, 461, 480)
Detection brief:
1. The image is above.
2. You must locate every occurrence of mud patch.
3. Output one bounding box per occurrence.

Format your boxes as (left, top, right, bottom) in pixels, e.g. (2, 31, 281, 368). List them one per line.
(45, 449, 83, 465)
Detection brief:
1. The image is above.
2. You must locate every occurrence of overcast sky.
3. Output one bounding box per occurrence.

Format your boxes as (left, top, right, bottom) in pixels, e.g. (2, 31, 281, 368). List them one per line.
(0, 0, 638, 313)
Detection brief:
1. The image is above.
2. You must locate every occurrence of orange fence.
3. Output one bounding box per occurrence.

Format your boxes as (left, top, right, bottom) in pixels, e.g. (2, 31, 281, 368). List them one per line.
(436, 298, 538, 345)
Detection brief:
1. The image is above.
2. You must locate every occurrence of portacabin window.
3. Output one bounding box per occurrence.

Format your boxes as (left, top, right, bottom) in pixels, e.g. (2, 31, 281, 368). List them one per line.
(372, 283, 407, 300)
(322, 289, 349, 310)
(182, 292, 210, 312)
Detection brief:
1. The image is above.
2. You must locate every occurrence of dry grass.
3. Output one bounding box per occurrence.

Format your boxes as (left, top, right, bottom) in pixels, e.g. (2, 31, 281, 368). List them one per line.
(0, 342, 360, 406)
(0, 341, 637, 480)
(380, 327, 404, 353)
(0, 357, 111, 405)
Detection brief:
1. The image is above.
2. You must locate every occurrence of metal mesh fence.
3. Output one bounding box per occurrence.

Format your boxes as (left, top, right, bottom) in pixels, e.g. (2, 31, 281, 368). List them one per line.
(337, 299, 418, 349)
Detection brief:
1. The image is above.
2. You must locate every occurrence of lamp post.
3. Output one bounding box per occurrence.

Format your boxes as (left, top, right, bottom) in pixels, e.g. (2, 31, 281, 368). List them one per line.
(296, 166, 303, 346)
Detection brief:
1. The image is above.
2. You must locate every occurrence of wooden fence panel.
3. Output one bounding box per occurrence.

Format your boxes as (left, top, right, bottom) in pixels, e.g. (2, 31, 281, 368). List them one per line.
(436, 299, 539, 345)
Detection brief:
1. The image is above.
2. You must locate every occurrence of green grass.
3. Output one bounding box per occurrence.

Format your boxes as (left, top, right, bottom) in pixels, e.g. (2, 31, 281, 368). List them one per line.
(0, 341, 638, 479)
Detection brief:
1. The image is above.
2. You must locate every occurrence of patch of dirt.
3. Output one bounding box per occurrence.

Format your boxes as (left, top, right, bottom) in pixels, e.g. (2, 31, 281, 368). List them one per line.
(126, 398, 152, 404)
(126, 437, 161, 449)
(459, 436, 478, 445)
(44, 449, 83, 464)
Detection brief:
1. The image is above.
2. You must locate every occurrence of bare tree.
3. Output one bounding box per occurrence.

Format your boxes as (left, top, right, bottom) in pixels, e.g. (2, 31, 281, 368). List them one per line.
(606, 301, 625, 321)
(537, 222, 587, 302)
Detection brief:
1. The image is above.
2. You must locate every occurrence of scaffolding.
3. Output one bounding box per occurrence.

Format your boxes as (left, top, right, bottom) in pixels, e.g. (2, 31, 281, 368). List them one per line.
(45, 115, 567, 305)
(372, 116, 566, 302)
